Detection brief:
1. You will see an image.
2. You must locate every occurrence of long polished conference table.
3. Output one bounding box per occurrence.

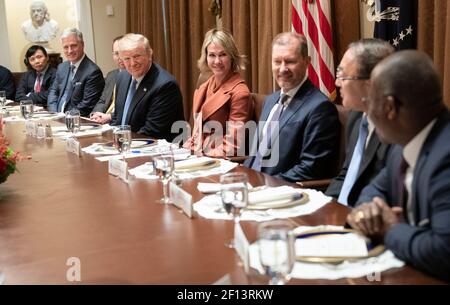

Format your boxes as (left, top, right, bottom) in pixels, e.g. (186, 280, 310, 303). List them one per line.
(0, 119, 445, 285)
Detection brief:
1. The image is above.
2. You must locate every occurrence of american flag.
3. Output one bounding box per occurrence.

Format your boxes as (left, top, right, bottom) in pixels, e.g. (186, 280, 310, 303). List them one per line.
(292, 0, 336, 100)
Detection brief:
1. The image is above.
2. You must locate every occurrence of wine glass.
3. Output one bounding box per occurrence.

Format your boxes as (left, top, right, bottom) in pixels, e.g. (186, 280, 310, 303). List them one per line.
(65, 109, 80, 134)
(220, 172, 248, 248)
(258, 220, 295, 285)
(0, 90, 6, 113)
(113, 125, 132, 160)
(152, 154, 174, 204)
(20, 99, 34, 120)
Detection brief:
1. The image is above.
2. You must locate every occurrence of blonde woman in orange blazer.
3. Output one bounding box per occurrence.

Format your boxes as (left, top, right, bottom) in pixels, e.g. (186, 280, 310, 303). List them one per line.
(184, 29, 253, 157)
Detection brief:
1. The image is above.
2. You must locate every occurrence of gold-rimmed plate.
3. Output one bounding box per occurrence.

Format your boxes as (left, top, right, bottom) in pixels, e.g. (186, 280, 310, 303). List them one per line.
(295, 229, 385, 264)
(247, 192, 309, 210)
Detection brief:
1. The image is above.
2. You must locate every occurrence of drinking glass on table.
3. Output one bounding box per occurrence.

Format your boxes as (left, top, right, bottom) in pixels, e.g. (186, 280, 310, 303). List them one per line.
(0, 91, 6, 110)
(258, 220, 295, 285)
(113, 125, 132, 160)
(220, 172, 248, 248)
(65, 109, 80, 134)
(152, 154, 174, 204)
(20, 99, 34, 120)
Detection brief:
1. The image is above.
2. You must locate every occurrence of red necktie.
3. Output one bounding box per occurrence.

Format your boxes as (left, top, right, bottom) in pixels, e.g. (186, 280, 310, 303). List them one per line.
(35, 73, 41, 93)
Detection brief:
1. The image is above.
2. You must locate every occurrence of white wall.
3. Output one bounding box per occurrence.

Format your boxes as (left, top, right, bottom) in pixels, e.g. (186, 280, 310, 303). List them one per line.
(2, 0, 126, 75)
(90, 0, 127, 74)
(0, 0, 12, 66)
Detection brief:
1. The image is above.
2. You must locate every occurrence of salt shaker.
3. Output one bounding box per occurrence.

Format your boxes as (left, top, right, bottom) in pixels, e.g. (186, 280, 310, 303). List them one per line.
(36, 122, 45, 139)
(45, 123, 53, 139)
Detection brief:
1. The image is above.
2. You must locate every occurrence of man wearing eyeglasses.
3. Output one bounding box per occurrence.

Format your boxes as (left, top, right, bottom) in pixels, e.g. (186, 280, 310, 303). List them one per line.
(347, 50, 450, 282)
(325, 39, 394, 207)
(109, 33, 184, 141)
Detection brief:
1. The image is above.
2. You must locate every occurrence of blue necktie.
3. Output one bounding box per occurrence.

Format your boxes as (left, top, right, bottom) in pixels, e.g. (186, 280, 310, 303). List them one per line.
(121, 79, 137, 126)
(338, 116, 369, 205)
(251, 93, 288, 171)
(59, 65, 75, 112)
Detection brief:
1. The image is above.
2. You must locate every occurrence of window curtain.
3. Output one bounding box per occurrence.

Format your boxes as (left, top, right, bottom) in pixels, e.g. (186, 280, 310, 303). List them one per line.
(417, 0, 450, 108)
(127, 0, 215, 121)
(221, 0, 292, 95)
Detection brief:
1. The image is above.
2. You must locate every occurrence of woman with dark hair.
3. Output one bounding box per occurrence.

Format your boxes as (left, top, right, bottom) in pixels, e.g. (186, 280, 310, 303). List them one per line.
(15, 45, 56, 106)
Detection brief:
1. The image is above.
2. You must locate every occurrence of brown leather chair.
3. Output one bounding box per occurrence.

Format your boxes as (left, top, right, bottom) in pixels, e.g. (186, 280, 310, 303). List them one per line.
(251, 92, 266, 122)
(196, 70, 213, 89)
(12, 72, 24, 91)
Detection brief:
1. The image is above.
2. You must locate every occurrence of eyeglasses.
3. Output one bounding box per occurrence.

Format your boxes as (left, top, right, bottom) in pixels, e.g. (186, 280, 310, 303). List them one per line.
(336, 68, 369, 81)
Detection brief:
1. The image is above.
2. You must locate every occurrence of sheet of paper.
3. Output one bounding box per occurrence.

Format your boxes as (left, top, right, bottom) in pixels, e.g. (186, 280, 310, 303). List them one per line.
(296, 233, 368, 257)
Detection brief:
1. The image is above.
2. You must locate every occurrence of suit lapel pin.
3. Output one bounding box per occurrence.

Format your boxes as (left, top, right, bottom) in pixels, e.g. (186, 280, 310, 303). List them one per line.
(143, 88, 147, 92)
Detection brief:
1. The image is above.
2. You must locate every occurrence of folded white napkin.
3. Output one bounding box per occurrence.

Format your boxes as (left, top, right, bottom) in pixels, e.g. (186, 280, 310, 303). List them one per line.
(248, 186, 302, 205)
(175, 157, 217, 170)
(197, 182, 253, 194)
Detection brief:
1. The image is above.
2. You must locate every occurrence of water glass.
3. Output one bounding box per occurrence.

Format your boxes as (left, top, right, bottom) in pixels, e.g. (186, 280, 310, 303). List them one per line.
(20, 99, 34, 120)
(65, 109, 80, 134)
(153, 154, 174, 204)
(258, 220, 295, 285)
(113, 125, 132, 160)
(0, 90, 6, 108)
(220, 172, 248, 248)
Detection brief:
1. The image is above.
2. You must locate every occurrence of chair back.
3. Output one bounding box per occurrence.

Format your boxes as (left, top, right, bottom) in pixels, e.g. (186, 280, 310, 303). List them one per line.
(12, 72, 24, 90)
(251, 93, 266, 122)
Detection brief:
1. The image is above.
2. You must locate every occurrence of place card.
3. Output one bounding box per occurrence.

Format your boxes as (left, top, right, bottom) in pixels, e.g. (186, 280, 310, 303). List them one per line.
(234, 223, 250, 273)
(108, 158, 129, 183)
(66, 137, 81, 157)
(170, 182, 193, 218)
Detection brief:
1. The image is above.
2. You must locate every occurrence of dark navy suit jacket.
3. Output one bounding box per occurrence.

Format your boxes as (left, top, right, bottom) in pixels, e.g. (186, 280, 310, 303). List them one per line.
(47, 56, 105, 117)
(111, 63, 184, 141)
(357, 111, 450, 281)
(244, 79, 340, 182)
(15, 67, 56, 106)
(0, 65, 15, 100)
(91, 68, 119, 113)
(326, 111, 391, 206)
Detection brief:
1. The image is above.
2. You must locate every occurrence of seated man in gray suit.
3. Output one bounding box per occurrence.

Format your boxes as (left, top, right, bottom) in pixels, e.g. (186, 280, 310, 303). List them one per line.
(347, 50, 450, 281)
(109, 33, 184, 141)
(244, 32, 339, 182)
(326, 39, 394, 206)
(90, 35, 124, 123)
(47, 28, 105, 117)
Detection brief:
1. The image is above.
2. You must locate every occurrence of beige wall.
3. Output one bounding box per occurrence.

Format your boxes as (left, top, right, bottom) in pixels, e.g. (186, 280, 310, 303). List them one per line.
(4, 0, 126, 75)
(90, 0, 126, 75)
(5, 0, 78, 72)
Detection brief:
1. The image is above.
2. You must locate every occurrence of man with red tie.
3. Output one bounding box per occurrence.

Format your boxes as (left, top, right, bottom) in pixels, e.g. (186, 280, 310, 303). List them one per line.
(15, 45, 56, 106)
